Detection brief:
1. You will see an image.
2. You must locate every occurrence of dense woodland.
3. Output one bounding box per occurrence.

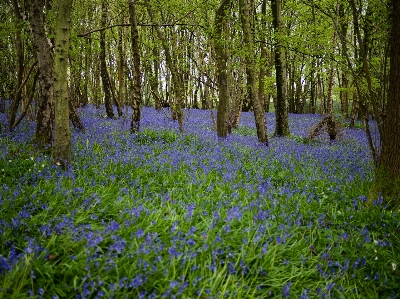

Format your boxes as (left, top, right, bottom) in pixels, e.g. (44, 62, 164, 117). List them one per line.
(1, 0, 400, 297)
(1, 0, 399, 203)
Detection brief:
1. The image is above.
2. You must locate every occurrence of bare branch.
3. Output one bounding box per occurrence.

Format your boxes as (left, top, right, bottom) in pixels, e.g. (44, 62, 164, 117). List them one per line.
(77, 23, 204, 37)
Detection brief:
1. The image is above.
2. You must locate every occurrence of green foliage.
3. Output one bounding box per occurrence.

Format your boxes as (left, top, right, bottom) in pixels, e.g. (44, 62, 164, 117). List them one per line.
(370, 165, 400, 208)
(232, 126, 256, 136)
(135, 128, 179, 144)
(0, 143, 38, 186)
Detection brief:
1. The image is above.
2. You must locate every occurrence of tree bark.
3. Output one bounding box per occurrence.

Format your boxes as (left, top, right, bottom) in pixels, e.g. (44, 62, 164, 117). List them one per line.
(258, 0, 268, 114)
(53, 0, 73, 168)
(100, 0, 115, 119)
(69, 97, 85, 132)
(271, 0, 289, 136)
(29, 0, 54, 147)
(371, 1, 400, 205)
(215, 0, 231, 139)
(349, 0, 382, 137)
(9, 0, 25, 132)
(339, 2, 349, 118)
(128, 0, 142, 133)
(240, 0, 268, 145)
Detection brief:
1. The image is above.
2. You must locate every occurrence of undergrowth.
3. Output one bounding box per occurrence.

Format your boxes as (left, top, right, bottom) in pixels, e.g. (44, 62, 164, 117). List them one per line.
(0, 107, 398, 299)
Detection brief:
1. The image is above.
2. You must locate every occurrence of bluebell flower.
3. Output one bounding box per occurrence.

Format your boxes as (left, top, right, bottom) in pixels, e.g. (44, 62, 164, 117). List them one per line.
(136, 228, 145, 239)
(129, 274, 144, 288)
(326, 282, 335, 291)
(109, 238, 126, 254)
(283, 259, 290, 265)
(0, 257, 11, 274)
(228, 262, 236, 275)
(300, 289, 309, 299)
(282, 281, 292, 298)
(106, 220, 120, 233)
(87, 233, 103, 248)
(188, 226, 197, 235)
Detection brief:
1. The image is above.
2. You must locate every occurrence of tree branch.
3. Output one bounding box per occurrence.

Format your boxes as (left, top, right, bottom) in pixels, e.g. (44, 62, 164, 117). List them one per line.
(77, 23, 204, 37)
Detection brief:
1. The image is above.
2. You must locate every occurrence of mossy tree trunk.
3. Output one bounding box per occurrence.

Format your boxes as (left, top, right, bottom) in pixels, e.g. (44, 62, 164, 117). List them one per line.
(371, 1, 400, 206)
(240, 0, 268, 145)
(53, 0, 73, 168)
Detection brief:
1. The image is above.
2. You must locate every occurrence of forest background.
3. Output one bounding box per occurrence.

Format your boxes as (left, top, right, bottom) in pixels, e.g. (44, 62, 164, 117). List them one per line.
(0, 0, 400, 298)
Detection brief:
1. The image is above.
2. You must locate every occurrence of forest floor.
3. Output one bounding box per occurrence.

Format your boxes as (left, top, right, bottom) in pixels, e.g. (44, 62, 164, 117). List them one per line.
(0, 106, 399, 298)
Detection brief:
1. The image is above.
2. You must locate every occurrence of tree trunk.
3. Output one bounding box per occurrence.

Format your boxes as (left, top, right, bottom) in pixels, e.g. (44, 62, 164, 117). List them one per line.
(349, 0, 382, 137)
(371, 1, 400, 205)
(29, 0, 54, 147)
(117, 19, 125, 107)
(53, 0, 73, 168)
(327, 3, 339, 117)
(339, 2, 349, 118)
(145, 0, 184, 131)
(147, 39, 162, 110)
(288, 62, 295, 113)
(271, 0, 290, 136)
(9, 0, 25, 131)
(309, 0, 316, 114)
(81, 37, 91, 107)
(69, 97, 85, 131)
(128, 0, 142, 133)
(240, 0, 268, 145)
(100, 0, 115, 119)
(258, 0, 268, 113)
(11, 68, 39, 130)
(215, 0, 231, 139)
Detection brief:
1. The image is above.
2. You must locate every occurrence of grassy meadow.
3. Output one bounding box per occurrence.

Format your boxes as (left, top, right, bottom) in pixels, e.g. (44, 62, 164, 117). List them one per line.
(0, 106, 399, 298)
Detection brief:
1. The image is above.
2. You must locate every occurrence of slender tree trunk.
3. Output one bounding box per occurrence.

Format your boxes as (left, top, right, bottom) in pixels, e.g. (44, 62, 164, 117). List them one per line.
(81, 37, 90, 107)
(69, 97, 85, 131)
(147, 39, 162, 110)
(339, 2, 349, 118)
(117, 19, 125, 107)
(29, 0, 54, 147)
(145, 0, 184, 131)
(9, 0, 25, 131)
(295, 63, 304, 113)
(128, 0, 142, 133)
(309, 63, 316, 114)
(100, 0, 115, 119)
(288, 62, 295, 113)
(309, 0, 317, 114)
(258, 0, 268, 113)
(215, 0, 231, 139)
(240, 0, 268, 144)
(271, 0, 289, 136)
(326, 3, 339, 117)
(153, 45, 163, 109)
(317, 69, 324, 114)
(53, 0, 73, 168)
(11, 68, 39, 130)
(349, 0, 382, 137)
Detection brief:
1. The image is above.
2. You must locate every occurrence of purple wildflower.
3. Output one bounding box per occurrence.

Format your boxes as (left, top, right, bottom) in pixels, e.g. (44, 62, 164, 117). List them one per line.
(282, 281, 292, 298)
